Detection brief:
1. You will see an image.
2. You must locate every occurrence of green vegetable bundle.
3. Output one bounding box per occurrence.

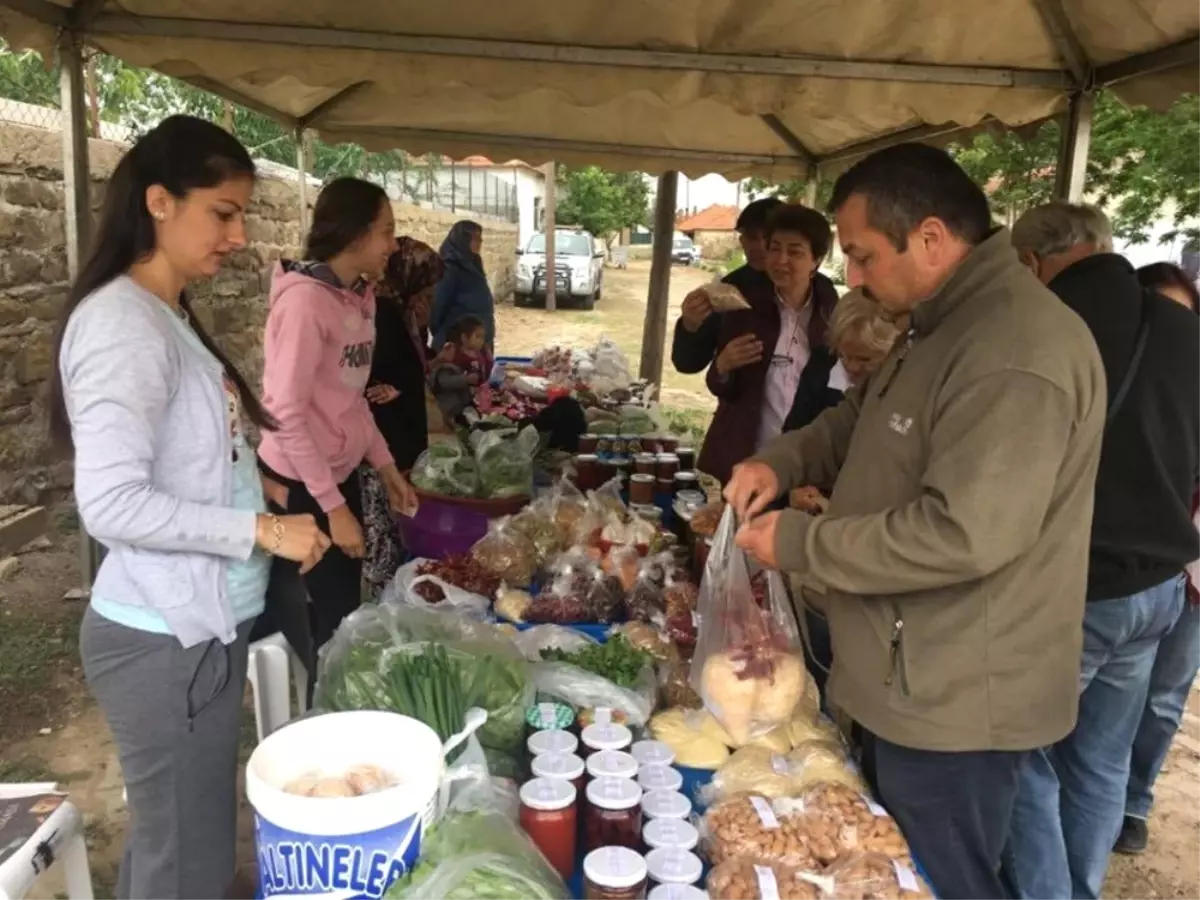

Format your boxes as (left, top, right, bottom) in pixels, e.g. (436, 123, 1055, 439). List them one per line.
(539, 634, 653, 688)
(411, 443, 480, 497)
(387, 810, 568, 899)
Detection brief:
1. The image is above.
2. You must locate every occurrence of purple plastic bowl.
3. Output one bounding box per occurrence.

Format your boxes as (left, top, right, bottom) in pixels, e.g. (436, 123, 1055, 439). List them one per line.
(398, 495, 491, 560)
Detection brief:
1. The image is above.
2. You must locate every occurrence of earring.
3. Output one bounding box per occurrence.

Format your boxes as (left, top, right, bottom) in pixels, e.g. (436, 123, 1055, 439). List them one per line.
(153, 211, 165, 221)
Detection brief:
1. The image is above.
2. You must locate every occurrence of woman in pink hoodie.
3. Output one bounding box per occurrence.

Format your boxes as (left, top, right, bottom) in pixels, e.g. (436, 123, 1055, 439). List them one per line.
(258, 177, 416, 684)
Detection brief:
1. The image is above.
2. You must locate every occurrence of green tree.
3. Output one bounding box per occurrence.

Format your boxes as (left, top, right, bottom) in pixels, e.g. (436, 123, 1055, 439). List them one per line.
(556, 165, 650, 244)
(744, 177, 832, 210)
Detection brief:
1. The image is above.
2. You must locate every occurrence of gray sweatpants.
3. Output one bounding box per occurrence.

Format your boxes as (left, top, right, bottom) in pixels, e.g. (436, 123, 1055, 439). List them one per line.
(80, 606, 251, 899)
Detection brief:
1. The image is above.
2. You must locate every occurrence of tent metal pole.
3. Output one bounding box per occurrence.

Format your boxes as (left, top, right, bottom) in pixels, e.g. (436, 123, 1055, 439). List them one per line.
(640, 171, 678, 387)
(296, 127, 310, 238)
(542, 162, 557, 312)
(803, 180, 819, 207)
(59, 29, 102, 594)
(1053, 92, 1093, 202)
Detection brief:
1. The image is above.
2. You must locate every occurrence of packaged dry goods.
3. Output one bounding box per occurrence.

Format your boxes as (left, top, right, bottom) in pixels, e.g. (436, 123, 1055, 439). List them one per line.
(703, 740, 866, 804)
(533, 636, 658, 727)
(699, 281, 753, 312)
(610, 621, 677, 662)
(690, 508, 808, 745)
(530, 550, 626, 624)
(495, 586, 534, 624)
(647, 708, 730, 770)
(702, 793, 819, 869)
(384, 556, 496, 612)
(824, 852, 934, 900)
(794, 782, 910, 866)
(706, 857, 825, 900)
(472, 516, 540, 587)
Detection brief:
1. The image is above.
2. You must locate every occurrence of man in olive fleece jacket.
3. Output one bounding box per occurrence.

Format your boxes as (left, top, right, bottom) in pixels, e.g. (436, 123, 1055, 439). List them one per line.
(725, 145, 1105, 900)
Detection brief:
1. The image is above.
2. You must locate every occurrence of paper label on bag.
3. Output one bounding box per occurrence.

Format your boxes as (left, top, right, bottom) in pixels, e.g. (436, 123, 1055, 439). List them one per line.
(750, 796, 779, 829)
(754, 865, 781, 900)
(866, 798, 888, 817)
(594, 707, 612, 725)
(894, 861, 920, 893)
(770, 753, 788, 775)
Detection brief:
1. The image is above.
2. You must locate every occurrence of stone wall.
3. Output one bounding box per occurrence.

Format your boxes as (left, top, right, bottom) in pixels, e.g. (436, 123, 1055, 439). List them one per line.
(0, 122, 517, 505)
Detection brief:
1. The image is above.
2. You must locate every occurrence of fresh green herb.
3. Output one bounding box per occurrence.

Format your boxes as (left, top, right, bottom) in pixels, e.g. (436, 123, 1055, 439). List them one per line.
(539, 634, 653, 689)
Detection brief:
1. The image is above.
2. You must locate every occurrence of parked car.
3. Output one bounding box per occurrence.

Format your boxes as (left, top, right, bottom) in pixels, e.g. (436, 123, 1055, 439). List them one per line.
(672, 235, 701, 265)
(515, 229, 606, 310)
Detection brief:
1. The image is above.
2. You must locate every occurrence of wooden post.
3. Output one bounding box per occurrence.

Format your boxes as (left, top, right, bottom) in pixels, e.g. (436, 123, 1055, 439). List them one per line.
(296, 127, 310, 238)
(450, 162, 457, 213)
(639, 171, 679, 387)
(803, 179, 819, 207)
(60, 31, 102, 594)
(1054, 92, 1094, 202)
(542, 161, 557, 311)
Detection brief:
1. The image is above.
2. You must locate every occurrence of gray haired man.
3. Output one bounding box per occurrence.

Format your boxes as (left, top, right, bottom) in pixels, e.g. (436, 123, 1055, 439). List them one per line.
(1005, 202, 1199, 899)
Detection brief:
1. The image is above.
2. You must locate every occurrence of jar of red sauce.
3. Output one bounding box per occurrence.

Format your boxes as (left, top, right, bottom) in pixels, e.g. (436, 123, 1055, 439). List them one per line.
(629, 474, 656, 505)
(585, 776, 644, 853)
(532, 750, 586, 798)
(519, 777, 577, 879)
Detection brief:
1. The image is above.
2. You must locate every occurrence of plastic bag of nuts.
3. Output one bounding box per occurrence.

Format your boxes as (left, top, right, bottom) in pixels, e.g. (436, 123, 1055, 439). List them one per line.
(706, 857, 827, 900)
(794, 782, 910, 865)
(702, 793, 819, 868)
(825, 852, 935, 899)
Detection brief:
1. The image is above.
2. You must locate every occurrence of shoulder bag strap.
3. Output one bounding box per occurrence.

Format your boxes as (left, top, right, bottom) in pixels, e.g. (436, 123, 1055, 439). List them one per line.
(1106, 293, 1152, 431)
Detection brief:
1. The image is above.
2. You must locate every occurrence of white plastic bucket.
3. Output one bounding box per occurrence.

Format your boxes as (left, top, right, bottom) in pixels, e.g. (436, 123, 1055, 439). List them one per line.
(246, 710, 444, 899)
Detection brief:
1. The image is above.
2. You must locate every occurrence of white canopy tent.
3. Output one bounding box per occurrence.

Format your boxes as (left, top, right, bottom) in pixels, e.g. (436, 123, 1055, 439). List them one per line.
(0, 0, 1196, 587)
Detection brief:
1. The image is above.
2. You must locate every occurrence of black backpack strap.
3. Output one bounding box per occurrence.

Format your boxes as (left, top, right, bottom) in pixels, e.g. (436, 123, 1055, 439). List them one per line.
(1106, 294, 1152, 430)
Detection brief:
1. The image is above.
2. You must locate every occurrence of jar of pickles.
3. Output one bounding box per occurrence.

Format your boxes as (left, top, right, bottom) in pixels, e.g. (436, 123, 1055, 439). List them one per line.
(640, 789, 692, 822)
(585, 777, 644, 853)
(587, 749, 639, 782)
(528, 728, 579, 757)
(643, 818, 700, 853)
(644, 848, 703, 891)
(636, 764, 683, 794)
(630, 740, 675, 768)
(519, 777, 577, 879)
(531, 751, 586, 798)
(581, 722, 633, 758)
(583, 846, 649, 900)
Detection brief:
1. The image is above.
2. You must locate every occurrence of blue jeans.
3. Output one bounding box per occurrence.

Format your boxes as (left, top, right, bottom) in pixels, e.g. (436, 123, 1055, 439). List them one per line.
(1126, 599, 1200, 818)
(1005, 576, 1186, 899)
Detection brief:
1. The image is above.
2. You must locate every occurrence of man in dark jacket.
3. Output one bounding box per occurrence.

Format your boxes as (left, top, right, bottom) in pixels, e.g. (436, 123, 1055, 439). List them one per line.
(671, 198, 839, 484)
(1006, 202, 1200, 900)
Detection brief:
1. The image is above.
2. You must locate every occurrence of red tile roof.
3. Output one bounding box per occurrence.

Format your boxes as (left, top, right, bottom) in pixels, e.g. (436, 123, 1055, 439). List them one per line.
(676, 204, 740, 232)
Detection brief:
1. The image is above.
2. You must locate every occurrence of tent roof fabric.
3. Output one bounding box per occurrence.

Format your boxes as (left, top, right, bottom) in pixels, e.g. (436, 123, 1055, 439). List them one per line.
(1, 0, 1196, 179)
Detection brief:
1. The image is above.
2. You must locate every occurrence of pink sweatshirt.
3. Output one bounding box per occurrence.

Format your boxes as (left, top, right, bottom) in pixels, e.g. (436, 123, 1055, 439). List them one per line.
(258, 263, 394, 512)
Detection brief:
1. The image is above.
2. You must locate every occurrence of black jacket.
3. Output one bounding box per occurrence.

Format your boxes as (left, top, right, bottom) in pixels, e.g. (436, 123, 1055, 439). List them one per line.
(368, 298, 431, 472)
(1049, 254, 1200, 601)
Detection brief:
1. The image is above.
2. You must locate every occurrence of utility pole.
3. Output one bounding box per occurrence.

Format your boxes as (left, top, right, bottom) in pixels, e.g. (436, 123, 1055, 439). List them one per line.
(542, 161, 557, 311)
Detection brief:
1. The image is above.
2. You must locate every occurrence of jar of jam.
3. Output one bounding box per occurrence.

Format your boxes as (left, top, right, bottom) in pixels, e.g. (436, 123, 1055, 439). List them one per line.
(575, 454, 601, 491)
(659, 436, 680, 454)
(636, 764, 683, 794)
(631, 740, 675, 769)
(674, 471, 699, 495)
(640, 789, 692, 821)
(581, 722, 633, 758)
(643, 818, 699, 853)
(585, 777, 644, 853)
(609, 435, 627, 458)
(579, 434, 599, 454)
(519, 777, 577, 879)
(583, 846, 649, 900)
(627, 437, 644, 455)
(656, 453, 680, 481)
(528, 728, 579, 757)
(531, 751, 586, 798)
(675, 447, 696, 470)
(633, 453, 657, 476)
(647, 884, 707, 900)
(629, 474, 655, 505)
(527, 702, 575, 736)
(644, 848, 703, 890)
(596, 434, 614, 456)
(587, 749, 639, 781)
(656, 478, 675, 499)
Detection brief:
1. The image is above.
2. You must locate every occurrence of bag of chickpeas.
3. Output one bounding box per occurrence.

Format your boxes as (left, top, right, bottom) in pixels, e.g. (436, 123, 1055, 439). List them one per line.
(824, 852, 935, 900)
(706, 857, 828, 900)
(702, 793, 818, 869)
(791, 782, 912, 867)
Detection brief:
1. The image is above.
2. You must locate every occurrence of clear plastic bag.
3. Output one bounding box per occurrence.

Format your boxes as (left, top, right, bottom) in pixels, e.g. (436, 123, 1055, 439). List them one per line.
(529, 550, 625, 624)
(384, 558, 492, 615)
(411, 441, 479, 497)
(701, 281, 752, 312)
(702, 793, 820, 868)
(512, 623, 599, 661)
(472, 425, 539, 498)
(706, 857, 828, 900)
(609, 620, 676, 662)
(793, 782, 911, 866)
(701, 739, 865, 806)
(471, 516, 539, 587)
(532, 659, 657, 727)
(825, 852, 935, 900)
(690, 507, 808, 745)
(647, 707, 729, 769)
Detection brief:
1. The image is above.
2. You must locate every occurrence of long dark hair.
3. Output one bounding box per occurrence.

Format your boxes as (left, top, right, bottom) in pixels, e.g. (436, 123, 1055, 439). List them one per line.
(305, 177, 389, 261)
(48, 115, 275, 454)
(1137, 261, 1200, 314)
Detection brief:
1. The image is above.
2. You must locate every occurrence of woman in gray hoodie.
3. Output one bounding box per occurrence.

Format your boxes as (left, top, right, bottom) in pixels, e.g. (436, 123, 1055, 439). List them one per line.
(48, 116, 329, 899)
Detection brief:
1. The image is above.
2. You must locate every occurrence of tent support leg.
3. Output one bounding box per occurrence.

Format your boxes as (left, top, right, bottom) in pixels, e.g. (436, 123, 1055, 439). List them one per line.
(639, 170, 678, 388)
(296, 127, 310, 237)
(1053, 91, 1093, 202)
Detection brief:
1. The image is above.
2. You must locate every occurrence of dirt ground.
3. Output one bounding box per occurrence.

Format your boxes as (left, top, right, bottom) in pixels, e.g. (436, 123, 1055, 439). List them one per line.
(2, 260, 1198, 899)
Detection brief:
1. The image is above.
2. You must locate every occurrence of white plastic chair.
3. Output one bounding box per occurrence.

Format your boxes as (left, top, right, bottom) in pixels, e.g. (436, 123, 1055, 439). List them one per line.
(246, 631, 308, 742)
(0, 790, 94, 900)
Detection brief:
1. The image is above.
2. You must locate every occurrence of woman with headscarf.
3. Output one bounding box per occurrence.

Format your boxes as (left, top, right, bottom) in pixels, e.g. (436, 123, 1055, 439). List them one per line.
(431, 220, 495, 350)
(360, 236, 444, 597)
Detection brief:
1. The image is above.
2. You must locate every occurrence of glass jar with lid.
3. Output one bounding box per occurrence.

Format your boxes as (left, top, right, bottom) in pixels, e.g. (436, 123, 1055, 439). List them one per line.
(630, 740, 675, 769)
(531, 751, 585, 797)
(644, 848, 703, 891)
(583, 846, 649, 900)
(636, 764, 683, 794)
(647, 884, 708, 900)
(581, 722, 633, 758)
(587, 749, 639, 782)
(640, 789, 692, 822)
(643, 818, 699, 853)
(528, 728, 579, 758)
(518, 777, 577, 880)
(585, 776, 644, 853)
(527, 701, 575, 738)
